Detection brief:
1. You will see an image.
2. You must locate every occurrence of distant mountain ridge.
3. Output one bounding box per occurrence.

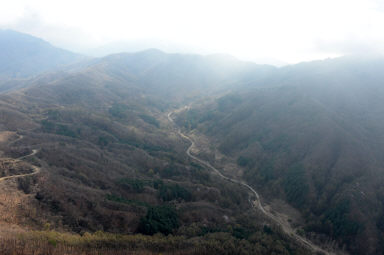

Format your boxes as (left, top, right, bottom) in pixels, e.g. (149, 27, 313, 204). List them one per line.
(84, 39, 287, 66)
(90, 49, 275, 101)
(0, 30, 83, 78)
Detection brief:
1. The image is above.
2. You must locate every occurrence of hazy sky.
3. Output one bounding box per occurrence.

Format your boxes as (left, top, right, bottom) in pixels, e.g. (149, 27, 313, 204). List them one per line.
(1, 0, 384, 64)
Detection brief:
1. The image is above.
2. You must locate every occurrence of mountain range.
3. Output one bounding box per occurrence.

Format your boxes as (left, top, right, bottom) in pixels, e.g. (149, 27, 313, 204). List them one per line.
(0, 29, 83, 78)
(0, 30, 383, 255)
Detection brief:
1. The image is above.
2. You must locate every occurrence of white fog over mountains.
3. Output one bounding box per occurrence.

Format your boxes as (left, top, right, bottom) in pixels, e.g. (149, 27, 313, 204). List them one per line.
(2, 0, 384, 63)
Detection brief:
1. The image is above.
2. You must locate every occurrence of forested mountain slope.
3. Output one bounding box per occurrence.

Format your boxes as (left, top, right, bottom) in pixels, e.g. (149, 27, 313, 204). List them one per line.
(0, 48, 307, 254)
(1, 29, 384, 254)
(175, 56, 384, 254)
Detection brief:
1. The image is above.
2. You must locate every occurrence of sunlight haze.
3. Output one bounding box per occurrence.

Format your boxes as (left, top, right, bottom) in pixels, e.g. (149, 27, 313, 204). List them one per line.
(1, 0, 384, 63)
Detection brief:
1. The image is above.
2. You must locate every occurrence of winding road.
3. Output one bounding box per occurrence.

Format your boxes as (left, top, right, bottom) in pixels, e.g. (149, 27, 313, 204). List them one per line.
(0, 135, 41, 182)
(7, 135, 24, 145)
(168, 110, 333, 255)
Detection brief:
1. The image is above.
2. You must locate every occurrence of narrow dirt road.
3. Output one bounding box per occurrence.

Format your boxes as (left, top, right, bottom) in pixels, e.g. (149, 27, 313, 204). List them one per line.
(168, 111, 334, 255)
(16, 149, 38, 160)
(0, 136, 40, 182)
(7, 134, 23, 145)
(0, 165, 40, 182)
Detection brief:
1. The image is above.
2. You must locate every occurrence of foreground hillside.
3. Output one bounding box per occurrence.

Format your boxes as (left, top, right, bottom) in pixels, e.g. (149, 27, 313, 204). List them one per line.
(1, 229, 312, 255)
(175, 56, 384, 254)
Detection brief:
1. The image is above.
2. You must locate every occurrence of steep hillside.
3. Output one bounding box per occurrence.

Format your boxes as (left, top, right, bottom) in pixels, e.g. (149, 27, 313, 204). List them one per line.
(0, 30, 83, 78)
(175, 56, 384, 254)
(0, 51, 308, 254)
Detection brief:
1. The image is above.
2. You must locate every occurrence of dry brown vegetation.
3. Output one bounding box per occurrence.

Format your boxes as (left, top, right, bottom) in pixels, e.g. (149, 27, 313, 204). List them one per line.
(4, 50, 381, 254)
(0, 51, 312, 254)
(0, 227, 311, 255)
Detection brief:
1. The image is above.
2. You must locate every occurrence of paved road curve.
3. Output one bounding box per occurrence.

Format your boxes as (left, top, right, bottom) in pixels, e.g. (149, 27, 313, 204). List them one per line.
(168, 110, 333, 255)
(0, 136, 40, 182)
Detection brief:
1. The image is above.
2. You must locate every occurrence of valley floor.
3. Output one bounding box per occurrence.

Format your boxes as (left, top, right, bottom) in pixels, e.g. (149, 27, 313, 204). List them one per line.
(168, 109, 342, 255)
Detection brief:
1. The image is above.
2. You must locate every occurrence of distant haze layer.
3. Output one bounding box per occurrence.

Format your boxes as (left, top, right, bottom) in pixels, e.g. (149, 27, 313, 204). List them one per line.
(1, 0, 384, 63)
